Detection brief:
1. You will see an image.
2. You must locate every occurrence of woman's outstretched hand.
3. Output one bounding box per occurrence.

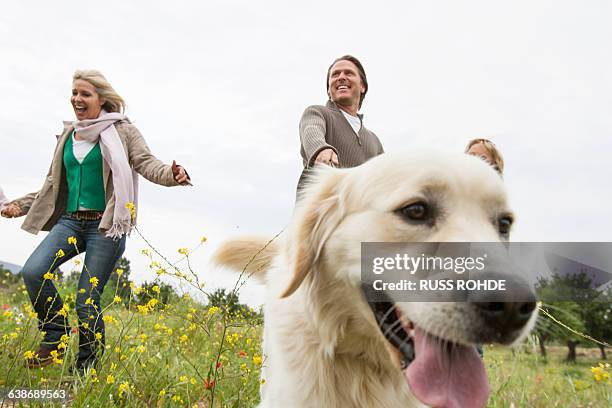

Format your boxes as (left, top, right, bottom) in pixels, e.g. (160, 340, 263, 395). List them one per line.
(171, 160, 192, 186)
(1, 203, 23, 218)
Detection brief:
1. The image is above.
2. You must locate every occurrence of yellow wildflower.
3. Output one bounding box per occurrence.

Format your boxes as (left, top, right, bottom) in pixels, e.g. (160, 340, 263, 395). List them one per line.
(67, 236, 77, 245)
(207, 306, 220, 316)
(23, 350, 37, 360)
(118, 380, 130, 398)
(125, 202, 136, 219)
(179, 375, 188, 382)
(152, 285, 160, 294)
(106, 375, 115, 384)
(114, 296, 122, 303)
(253, 355, 263, 366)
(43, 272, 54, 280)
(178, 247, 189, 255)
(103, 315, 114, 324)
(200, 236, 207, 243)
(50, 350, 63, 364)
(179, 335, 188, 343)
(95, 332, 102, 341)
(137, 345, 146, 353)
(116, 268, 124, 276)
(89, 277, 99, 287)
(56, 249, 65, 258)
(57, 304, 69, 317)
(591, 363, 610, 382)
(159, 389, 166, 397)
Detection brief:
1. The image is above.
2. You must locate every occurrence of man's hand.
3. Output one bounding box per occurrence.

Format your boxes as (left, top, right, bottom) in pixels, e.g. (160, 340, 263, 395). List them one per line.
(1, 203, 23, 218)
(315, 149, 339, 167)
(171, 160, 192, 186)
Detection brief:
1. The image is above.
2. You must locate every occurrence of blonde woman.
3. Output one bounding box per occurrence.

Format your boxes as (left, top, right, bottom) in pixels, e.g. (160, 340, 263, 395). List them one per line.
(1, 70, 191, 372)
(465, 138, 504, 175)
(465, 137, 505, 359)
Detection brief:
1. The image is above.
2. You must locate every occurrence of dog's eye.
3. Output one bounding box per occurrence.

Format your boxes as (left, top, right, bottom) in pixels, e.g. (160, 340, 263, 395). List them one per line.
(398, 202, 430, 222)
(498, 216, 513, 235)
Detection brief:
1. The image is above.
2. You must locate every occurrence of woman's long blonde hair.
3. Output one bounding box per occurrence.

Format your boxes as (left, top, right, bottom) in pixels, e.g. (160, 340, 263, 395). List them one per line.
(73, 70, 125, 113)
(465, 138, 505, 175)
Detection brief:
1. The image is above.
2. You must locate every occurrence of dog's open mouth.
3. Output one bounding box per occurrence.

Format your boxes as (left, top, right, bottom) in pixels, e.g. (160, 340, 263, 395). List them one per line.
(368, 299, 490, 408)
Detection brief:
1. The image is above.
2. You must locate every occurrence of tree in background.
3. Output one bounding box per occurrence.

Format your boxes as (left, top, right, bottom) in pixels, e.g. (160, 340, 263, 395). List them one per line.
(581, 288, 612, 360)
(207, 288, 262, 321)
(0, 265, 21, 288)
(208, 288, 240, 314)
(105, 257, 133, 307)
(535, 271, 607, 362)
(133, 281, 178, 310)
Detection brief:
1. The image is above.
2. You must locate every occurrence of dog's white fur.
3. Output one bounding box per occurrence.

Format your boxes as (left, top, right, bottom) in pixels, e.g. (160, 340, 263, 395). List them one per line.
(215, 151, 537, 408)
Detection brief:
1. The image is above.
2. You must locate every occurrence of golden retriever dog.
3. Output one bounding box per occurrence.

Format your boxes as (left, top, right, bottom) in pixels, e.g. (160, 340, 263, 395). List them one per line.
(215, 151, 538, 408)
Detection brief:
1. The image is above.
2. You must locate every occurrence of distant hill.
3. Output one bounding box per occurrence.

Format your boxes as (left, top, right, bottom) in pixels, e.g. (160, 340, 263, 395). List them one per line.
(0, 261, 22, 275)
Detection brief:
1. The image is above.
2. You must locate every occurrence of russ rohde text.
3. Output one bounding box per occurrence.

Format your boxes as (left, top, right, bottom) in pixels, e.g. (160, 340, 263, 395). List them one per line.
(372, 279, 506, 291)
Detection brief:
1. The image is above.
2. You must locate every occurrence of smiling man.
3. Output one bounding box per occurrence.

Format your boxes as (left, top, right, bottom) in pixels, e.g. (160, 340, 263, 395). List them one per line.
(297, 55, 384, 197)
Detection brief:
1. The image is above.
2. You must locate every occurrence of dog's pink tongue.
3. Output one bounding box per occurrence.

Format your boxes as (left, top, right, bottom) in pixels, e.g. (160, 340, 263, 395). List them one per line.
(405, 327, 489, 408)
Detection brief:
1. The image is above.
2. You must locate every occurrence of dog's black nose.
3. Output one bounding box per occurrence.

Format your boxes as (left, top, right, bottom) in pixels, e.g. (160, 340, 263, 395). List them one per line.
(468, 274, 537, 331)
(473, 299, 536, 331)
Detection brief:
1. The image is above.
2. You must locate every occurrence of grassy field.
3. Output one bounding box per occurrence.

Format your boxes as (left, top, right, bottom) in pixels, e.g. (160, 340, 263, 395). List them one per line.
(1, 278, 610, 407)
(485, 344, 610, 407)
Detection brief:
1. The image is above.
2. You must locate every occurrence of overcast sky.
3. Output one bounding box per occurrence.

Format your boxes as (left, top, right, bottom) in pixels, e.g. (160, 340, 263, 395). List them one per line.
(1, 1, 610, 306)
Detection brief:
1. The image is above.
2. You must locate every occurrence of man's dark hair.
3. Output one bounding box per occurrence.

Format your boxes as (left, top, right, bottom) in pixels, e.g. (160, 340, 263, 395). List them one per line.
(326, 55, 368, 108)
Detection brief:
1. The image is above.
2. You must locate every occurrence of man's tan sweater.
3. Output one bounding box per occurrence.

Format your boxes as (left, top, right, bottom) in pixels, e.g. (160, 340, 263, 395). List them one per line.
(297, 100, 384, 193)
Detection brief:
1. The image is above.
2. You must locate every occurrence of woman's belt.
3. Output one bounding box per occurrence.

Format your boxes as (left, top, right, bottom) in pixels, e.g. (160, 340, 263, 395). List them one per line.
(66, 211, 104, 221)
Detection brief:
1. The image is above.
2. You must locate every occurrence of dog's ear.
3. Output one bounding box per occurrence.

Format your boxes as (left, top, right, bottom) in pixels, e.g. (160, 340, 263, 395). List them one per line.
(280, 169, 347, 298)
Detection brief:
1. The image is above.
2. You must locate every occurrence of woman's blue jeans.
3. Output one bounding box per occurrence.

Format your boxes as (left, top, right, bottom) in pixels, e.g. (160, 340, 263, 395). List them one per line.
(21, 215, 126, 369)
